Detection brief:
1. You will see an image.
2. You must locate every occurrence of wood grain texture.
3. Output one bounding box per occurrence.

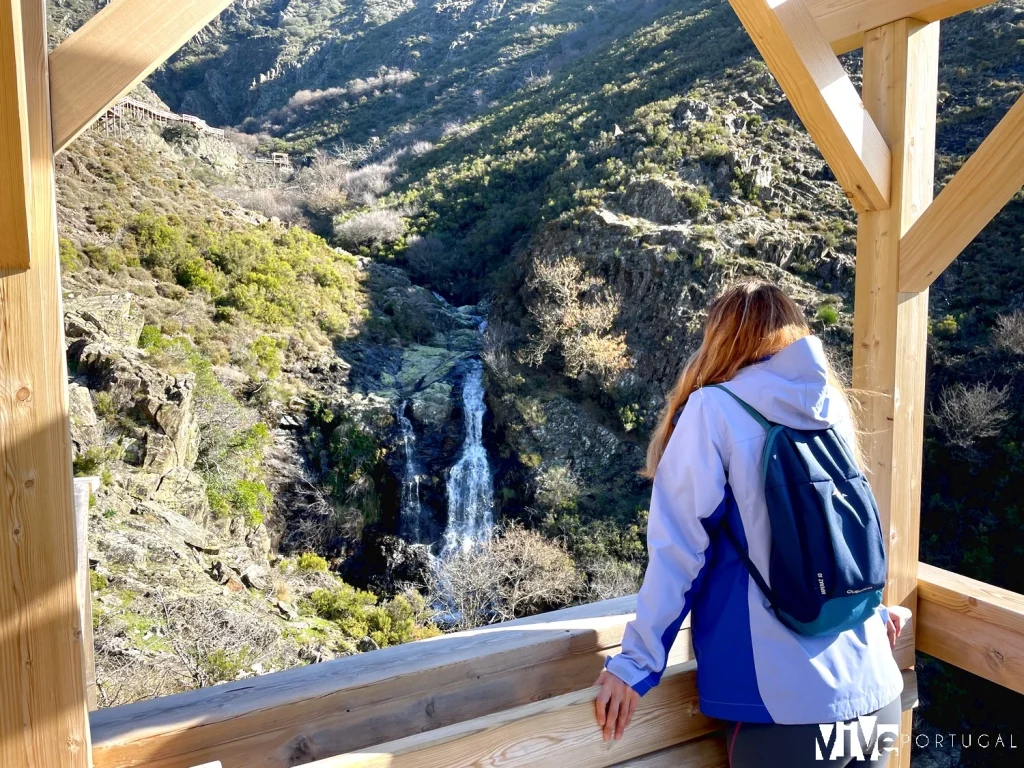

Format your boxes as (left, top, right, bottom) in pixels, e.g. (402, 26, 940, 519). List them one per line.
(918, 563, 1024, 694)
(852, 20, 938, 611)
(0, 1, 91, 766)
(806, 0, 996, 54)
(0, 0, 32, 269)
(900, 93, 1024, 291)
(48, 0, 235, 153)
(91, 596, 694, 768)
(852, 26, 938, 768)
(610, 733, 728, 768)
(305, 662, 715, 768)
(727, 0, 891, 211)
(73, 479, 98, 710)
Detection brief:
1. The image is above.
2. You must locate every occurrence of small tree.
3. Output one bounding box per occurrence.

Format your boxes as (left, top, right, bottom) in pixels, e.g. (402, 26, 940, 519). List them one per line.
(994, 311, 1024, 356)
(930, 382, 1010, 451)
(429, 524, 585, 630)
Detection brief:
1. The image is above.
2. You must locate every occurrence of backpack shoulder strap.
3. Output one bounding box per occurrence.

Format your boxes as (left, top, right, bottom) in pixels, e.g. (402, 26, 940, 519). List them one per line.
(707, 384, 774, 431)
(720, 518, 782, 609)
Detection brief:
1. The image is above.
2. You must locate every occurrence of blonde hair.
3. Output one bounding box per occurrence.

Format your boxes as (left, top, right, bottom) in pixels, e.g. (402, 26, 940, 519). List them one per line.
(644, 280, 857, 478)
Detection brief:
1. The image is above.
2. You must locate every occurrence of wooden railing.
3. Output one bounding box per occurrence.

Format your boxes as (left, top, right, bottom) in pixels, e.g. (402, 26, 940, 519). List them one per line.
(90, 582, 922, 768)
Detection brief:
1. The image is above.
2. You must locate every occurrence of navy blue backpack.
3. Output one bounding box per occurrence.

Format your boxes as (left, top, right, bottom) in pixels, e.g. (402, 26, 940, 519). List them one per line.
(710, 384, 887, 636)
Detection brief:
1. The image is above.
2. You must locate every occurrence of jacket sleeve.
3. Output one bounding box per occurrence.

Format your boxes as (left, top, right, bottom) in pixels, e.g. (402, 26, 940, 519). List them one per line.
(604, 392, 727, 695)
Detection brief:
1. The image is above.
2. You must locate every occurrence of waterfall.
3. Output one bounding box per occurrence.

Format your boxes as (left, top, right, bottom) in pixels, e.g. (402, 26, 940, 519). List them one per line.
(396, 401, 425, 542)
(441, 361, 495, 557)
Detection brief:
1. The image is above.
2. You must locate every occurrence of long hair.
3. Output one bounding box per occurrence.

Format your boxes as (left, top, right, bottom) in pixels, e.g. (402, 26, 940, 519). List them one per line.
(644, 280, 857, 478)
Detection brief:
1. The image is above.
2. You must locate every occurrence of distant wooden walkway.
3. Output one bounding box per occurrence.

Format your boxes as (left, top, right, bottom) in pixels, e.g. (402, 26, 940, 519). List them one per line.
(104, 97, 225, 137)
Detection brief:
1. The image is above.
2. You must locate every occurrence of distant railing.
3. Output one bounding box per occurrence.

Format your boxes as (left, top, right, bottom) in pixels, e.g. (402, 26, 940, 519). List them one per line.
(104, 97, 225, 137)
(89, 585, 919, 768)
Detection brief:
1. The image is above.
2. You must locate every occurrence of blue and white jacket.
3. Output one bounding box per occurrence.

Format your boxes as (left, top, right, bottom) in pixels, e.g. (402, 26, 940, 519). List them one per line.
(605, 336, 903, 725)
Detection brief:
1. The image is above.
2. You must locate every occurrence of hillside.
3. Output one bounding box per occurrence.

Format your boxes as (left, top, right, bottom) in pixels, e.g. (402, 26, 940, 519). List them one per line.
(50, 0, 1024, 760)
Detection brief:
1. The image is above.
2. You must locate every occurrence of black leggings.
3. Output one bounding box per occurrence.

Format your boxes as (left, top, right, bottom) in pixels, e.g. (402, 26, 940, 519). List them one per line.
(727, 697, 903, 768)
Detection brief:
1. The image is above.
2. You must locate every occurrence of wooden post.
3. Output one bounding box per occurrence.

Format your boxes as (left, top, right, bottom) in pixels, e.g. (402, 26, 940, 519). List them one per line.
(74, 477, 99, 710)
(0, 0, 92, 765)
(853, 19, 940, 767)
(0, 0, 32, 269)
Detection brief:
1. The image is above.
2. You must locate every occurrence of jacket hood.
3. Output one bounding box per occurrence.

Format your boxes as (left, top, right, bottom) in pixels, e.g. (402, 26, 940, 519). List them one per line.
(722, 335, 844, 430)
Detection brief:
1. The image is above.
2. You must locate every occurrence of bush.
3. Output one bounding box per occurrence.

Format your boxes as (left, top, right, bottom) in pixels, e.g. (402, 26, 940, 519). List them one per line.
(162, 124, 200, 145)
(816, 305, 840, 326)
(138, 325, 163, 349)
(931, 383, 1010, 451)
(521, 256, 629, 385)
(428, 524, 585, 629)
(309, 582, 439, 647)
(993, 311, 1024, 355)
(333, 208, 407, 250)
(74, 447, 105, 477)
(297, 552, 329, 572)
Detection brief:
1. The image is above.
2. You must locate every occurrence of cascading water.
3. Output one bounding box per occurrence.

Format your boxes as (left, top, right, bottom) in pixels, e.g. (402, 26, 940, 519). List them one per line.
(441, 361, 495, 557)
(396, 401, 425, 542)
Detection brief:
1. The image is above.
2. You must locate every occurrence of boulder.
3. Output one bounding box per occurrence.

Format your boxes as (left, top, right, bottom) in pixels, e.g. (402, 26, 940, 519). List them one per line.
(152, 467, 210, 521)
(674, 98, 714, 125)
(241, 563, 268, 591)
(68, 383, 101, 452)
(410, 381, 453, 427)
(65, 293, 145, 347)
(618, 178, 690, 225)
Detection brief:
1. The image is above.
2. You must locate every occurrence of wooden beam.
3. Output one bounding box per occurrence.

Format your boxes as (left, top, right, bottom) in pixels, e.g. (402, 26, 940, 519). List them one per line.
(0, 0, 92, 766)
(853, 22, 939, 768)
(727, 0, 891, 212)
(899, 93, 1024, 292)
(807, 0, 996, 54)
(305, 662, 716, 768)
(853, 18, 938, 606)
(611, 733, 728, 768)
(918, 563, 1024, 695)
(48, 0, 234, 154)
(90, 596, 694, 768)
(0, 0, 32, 269)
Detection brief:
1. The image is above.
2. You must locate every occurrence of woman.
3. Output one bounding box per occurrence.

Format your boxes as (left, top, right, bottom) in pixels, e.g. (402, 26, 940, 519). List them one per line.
(594, 281, 905, 767)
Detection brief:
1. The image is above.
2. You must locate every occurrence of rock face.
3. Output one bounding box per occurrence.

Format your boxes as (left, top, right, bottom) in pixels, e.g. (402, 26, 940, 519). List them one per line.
(66, 294, 201, 475)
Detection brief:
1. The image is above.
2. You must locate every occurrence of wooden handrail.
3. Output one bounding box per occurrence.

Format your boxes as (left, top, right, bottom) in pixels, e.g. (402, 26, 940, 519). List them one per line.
(90, 596, 695, 768)
(305, 661, 714, 768)
(917, 562, 1024, 694)
(91, 587, 916, 768)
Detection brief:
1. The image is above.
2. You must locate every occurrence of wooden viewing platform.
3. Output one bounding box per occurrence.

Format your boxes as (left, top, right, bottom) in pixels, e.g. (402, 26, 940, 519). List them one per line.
(3, 0, 1024, 766)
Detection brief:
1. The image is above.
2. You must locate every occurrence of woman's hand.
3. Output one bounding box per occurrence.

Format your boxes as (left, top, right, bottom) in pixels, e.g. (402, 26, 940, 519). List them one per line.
(885, 605, 910, 650)
(594, 670, 640, 741)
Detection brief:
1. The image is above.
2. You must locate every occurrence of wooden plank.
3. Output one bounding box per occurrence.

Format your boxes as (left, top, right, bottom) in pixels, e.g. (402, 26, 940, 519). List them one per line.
(0, 0, 32, 269)
(0, 0, 92, 766)
(853, 22, 938, 768)
(853, 18, 938, 609)
(918, 563, 1024, 695)
(611, 733, 728, 768)
(305, 662, 715, 768)
(48, 0, 235, 153)
(91, 597, 695, 768)
(727, 0, 891, 212)
(900, 93, 1024, 292)
(806, 0, 996, 54)
(73, 478, 98, 710)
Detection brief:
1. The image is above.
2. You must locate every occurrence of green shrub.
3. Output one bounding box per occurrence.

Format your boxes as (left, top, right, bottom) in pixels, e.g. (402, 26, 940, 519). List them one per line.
(297, 552, 329, 572)
(175, 257, 221, 296)
(251, 335, 286, 379)
(309, 582, 439, 647)
(94, 391, 116, 418)
(232, 480, 272, 527)
(816, 305, 840, 326)
(90, 571, 108, 591)
(73, 447, 105, 477)
(59, 238, 81, 272)
(138, 325, 163, 349)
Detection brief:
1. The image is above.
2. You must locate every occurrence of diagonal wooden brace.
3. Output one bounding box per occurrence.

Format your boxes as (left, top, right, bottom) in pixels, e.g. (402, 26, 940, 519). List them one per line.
(728, 0, 892, 212)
